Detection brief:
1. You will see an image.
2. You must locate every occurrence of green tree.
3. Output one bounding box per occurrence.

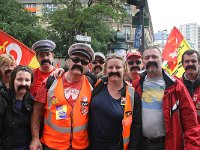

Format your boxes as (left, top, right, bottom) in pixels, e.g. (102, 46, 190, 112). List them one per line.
(0, 0, 47, 48)
(43, 0, 127, 57)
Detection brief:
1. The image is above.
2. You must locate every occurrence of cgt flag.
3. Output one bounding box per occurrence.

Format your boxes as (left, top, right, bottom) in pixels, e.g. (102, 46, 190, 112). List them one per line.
(0, 30, 39, 69)
(162, 26, 191, 77)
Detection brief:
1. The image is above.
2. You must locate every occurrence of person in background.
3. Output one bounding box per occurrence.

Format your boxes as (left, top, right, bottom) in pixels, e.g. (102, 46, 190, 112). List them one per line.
(91, 52, 105, 78)
(50, 51, 103, 87)
(30, 39, 56, 97)
(0, 54, 16, 91)
(125, 51, 143, 84)
(180, 49, 200, 123)
(30, 43, 94, 150)
(0, 65, 34, 150)
(133, 46, 200, 150)
(89, 54, 142, 150)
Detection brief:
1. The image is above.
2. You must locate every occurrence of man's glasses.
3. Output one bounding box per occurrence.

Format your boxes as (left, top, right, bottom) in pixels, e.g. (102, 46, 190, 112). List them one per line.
(92, 60, 105, 65)
(70, 57, 89, 66)
(128, 60, 142, 65)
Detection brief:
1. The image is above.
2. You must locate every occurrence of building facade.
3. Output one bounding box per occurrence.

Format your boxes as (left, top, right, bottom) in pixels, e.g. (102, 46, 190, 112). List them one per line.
(17, 0, 154, 52)
(179, 23, 199, 51)
(153, 30, 169, 50)
(17, 0, 57, 16)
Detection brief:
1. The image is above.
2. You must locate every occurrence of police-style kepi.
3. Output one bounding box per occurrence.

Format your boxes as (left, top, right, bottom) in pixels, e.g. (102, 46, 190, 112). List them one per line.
(68, 43, 95, 62)
(32, 40, 56, 53)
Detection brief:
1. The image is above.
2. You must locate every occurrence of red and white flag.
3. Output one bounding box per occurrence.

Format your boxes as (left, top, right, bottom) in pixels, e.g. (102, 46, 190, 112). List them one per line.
(162, 27, 191, 77)
(0, 30, 39, 68)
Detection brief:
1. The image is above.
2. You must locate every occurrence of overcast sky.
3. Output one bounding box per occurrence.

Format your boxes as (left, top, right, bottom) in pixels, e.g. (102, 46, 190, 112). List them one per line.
(148, 0, 200, 33)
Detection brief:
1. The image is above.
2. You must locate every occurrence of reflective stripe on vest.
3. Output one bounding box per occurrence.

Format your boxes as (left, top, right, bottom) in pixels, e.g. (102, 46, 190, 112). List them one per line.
(128, 86, 135, 109)
(123, 136, 130, 145)
(44, 111, 88, 133)
(45, 78, 88, 134)
(123, 86, 135, 147)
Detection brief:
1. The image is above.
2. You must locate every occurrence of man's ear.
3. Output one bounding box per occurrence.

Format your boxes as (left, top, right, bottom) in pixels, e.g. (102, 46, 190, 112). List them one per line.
(36, 53, 39, 59)
(162, 57, 164, 62)
(52, 52, 55, 57)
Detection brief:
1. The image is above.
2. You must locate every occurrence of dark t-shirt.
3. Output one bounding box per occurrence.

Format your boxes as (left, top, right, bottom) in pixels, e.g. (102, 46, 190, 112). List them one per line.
(15, 99, 24, 110)
(90, 86, 124, 149)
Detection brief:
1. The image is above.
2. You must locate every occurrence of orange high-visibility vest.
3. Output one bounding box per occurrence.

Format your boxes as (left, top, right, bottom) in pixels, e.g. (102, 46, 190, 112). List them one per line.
(41, 75, 92, 149)
(122, 86, 135, 150)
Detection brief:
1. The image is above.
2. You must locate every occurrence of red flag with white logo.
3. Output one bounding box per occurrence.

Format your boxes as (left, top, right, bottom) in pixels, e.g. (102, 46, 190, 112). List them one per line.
(0, 30, 39, 68)
(162, 27, 191, 77)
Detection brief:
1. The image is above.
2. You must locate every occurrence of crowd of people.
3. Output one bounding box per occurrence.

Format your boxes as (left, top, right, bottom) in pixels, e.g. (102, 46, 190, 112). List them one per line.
(0, 39, 200, 150)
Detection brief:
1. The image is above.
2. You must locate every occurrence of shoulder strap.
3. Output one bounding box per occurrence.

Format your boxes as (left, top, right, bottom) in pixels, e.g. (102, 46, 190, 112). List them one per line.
(46, 76, 55, 90)
(91, 76, 108, 99)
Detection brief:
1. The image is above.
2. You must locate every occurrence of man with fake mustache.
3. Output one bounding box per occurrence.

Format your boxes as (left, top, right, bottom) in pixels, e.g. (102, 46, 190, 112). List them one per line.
(30, 40, 56, 97)
(91, 52, 105, 78)
(132, 46, 200, 150)
(125, 51, 143, 84)
(0, 54, 16, 91)
(180, 49, 200, 123)
(30, 43, 95, 150)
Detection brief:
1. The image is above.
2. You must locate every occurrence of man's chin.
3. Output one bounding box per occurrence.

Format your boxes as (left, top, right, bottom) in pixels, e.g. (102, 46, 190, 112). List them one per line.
(186, 69, 197, 74)
(94, 70, 102, 75)
(41, 63, 51, 68)
(71, 69, 83, 75)
(146, 68, 158, 74)
(131, 70, 139, 73)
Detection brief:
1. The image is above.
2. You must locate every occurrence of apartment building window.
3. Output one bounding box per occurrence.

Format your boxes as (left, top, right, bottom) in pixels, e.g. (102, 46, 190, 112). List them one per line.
(23, 3, 36, 13)
(43, 3, 57, 14)
(122, 26, 131, 40)
(23, 3, 36, 8)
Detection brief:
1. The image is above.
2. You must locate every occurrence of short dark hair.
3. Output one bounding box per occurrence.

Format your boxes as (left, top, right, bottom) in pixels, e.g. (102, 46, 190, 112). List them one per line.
(181, 49, 200, 64)
(143, 46, 162, 56)
(9, 65, 34, 90)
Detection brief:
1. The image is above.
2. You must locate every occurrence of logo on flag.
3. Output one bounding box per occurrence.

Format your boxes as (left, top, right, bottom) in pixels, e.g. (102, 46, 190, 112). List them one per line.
(162, 27, 191, 77)
(0, 30, 40, 69)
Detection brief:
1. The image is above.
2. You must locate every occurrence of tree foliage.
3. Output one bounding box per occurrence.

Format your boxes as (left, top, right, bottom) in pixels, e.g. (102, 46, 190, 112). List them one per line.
(44, 0, 127, 57)
(0, 0, 47, 48)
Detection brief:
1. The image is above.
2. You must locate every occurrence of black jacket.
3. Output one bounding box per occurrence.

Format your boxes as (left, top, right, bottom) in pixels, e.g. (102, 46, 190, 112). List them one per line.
(0, 89, 33, 150)
(0, 79, 7, 93)
(181, 72, 200, 97)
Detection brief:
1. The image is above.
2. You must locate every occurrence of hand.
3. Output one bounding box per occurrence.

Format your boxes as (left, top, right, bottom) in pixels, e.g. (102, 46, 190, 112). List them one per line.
(29, 138, 43, 150)
(51, 68, 65, 78)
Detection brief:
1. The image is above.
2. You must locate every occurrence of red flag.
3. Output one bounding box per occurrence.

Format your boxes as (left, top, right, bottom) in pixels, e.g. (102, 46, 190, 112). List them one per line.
(162, 27, 191, 77)
(0, 30, 39, 68)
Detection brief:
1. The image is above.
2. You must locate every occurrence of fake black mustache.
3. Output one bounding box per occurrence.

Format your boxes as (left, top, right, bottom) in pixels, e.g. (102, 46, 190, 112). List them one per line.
(186, 65, 196, 70)
(17, 85, 29, 91)
(130, 66, 140, 71)
(71, 64, 83, 73)
(5, 69, 12, 75)
(94, 65, 102, 71)
(108, 72, 121, 77)
(41, 59, 51, 65)
(146, 61, 158, 69)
